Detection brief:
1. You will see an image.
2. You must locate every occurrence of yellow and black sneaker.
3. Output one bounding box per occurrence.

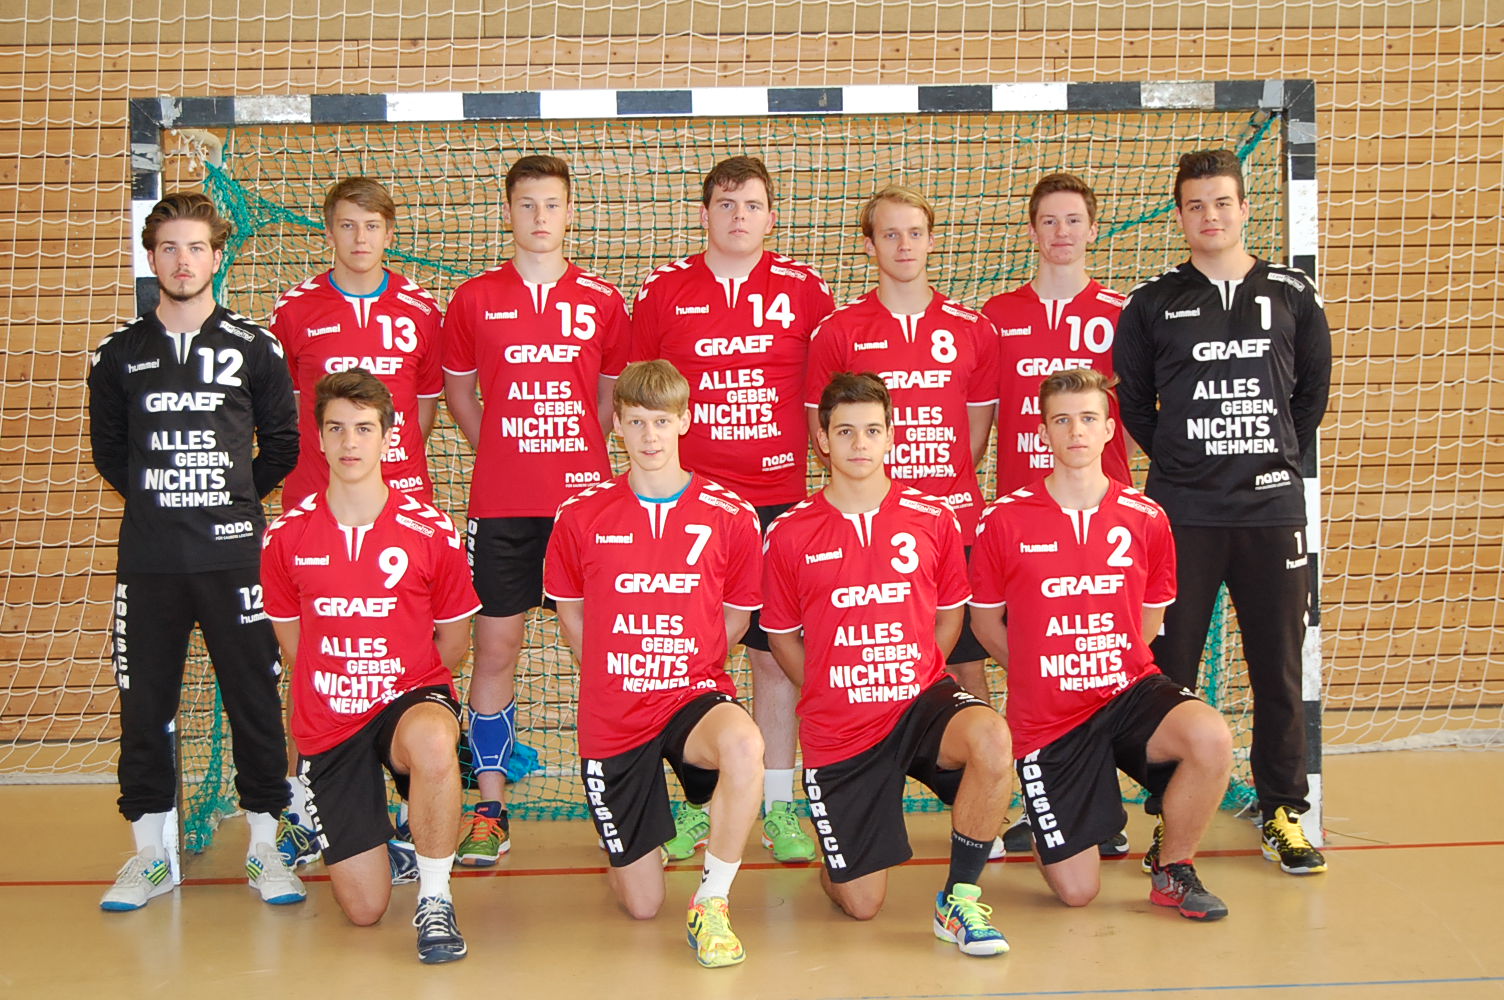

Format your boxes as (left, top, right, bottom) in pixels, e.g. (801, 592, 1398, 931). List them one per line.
(1261, 806, 1328, 874)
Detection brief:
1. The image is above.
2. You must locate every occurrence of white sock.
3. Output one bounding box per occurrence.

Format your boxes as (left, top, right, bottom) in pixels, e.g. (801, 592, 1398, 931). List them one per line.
(286, 776, 309, 821)
(416, 853, 453, 900)
(695, 851, 741, 904)
(763, 769, 796, 812)
(130, 813, 170, 856)
(246, 811, 279, 851)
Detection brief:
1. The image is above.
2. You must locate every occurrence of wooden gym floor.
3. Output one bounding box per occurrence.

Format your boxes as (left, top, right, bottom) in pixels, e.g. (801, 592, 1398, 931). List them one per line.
(2, 749, 1501, 999)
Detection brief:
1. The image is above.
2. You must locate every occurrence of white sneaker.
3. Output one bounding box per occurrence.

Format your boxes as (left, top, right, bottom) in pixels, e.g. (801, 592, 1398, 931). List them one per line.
(100, 847, 176, 911)
(247, 842, 306, 905)
(988, 836, 1006, 862)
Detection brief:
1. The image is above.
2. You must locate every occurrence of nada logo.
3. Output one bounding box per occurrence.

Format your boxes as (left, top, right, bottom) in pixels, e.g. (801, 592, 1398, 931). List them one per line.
(1040, 574, 1125, 598)
(565, 471, 602, 487)
(1254, 469, 1292, 488)
(761, 452, 795, 470)
(213, 520, 254, 537)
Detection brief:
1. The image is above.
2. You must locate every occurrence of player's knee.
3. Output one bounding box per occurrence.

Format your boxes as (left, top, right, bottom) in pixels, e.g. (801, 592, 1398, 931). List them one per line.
(1188, 713, 1234, 769)
(618, 887, 664, 921)
(718, 723, 765, 776)
(1055, 881, 1100, 908)
(338, 892, 389, 927)
(837, 892, 884, 921)
(965, 716, 1013, 775)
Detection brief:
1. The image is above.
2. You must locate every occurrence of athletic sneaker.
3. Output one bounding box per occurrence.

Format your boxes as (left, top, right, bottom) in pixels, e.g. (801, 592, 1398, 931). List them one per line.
(987, 836, 1006, 862)
(413, 895, 467, 964)
(99, 847, 175, 911)
(761, 801, 817, 863)
(388, 839, 419, 885)
(663, 801, 711, 861)
(1141, 817, 1165, 874)
(1261, 806, 1328, 874)
(455, 805, 510, 866)
(1099, 828, 1130, 858)
(246, 843, 307, 905)
(933, 883, 1010, 956)
(1149, 860, 1228, 920)
(1001, 815, 1034, 854)
(685, 896, 745, 968)
(276, 812, 320, 868)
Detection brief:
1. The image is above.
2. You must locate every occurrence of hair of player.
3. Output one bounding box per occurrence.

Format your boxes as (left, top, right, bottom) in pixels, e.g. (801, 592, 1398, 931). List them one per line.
(506, 154, 572, 200)
(314, 368, 396, 434)
(1038, 366, 1117, 420)
(141, 191, 232, 252)
(1028, 172, 1099, 226)
(859, 184, 935, 239)
(613, 359, 690, 417)
(818, 371, 893, 430)
(700, 155, 774, 207)
(1173, 148, 1246, 206)
(322, 177, 397, 230)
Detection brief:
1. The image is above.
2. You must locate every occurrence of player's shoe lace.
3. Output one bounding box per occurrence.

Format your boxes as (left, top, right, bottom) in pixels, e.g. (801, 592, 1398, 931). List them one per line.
(1149, 860, 1228, 920)
(247, 842, 307, 905)
(663, 801, 711, 861)
(760, 801, 817, 863)
(456, 808, 509, 867)
(685, 896, 745, 968)
(276, 812, 320, 868)
(1261, 806, 1328, 874)
(413, 895, 467, 964)
(932, 883, 1010, 956)
(99, 848, 175, 912)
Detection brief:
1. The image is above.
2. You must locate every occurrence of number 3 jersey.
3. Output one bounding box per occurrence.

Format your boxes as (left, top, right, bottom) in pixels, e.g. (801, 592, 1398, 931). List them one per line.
(543, 474, 763, 759)
(968, 479, 1176, 758)
(270, 269, 443, 507)
(261, 490, 482, 755)
(761, 484, 971, 766)
(87, 306, 299, 574)
(443, 261, 631, 518)
(804, 290, 1000, 542)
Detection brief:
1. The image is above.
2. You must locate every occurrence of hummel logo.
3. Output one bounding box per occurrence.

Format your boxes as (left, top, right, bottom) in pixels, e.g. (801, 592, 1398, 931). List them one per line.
(485, 310, 519, 320)
(675, 305, 710, 315)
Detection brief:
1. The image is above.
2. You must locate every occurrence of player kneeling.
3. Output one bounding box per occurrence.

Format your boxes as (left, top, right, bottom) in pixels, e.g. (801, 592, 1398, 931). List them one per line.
(969, 368, 1234, 920)
(261, 370, 482, 963)
(762, 373, 1013, 957)
(543, 360, 766, 969)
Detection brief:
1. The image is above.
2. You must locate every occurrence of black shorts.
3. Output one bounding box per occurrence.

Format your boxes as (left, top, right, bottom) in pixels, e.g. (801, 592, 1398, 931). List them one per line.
(468, 516, 556, 618)
(1018, 673, 1199, 866)
(300, 686, 461, 866)
(738, 503, 795, 652)
(802, 677, 993, 883)
(581, 692, 737, 868)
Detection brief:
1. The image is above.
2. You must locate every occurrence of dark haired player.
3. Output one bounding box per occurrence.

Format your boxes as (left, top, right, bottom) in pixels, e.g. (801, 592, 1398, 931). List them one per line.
(1114, 149, 1332, 875)
(444, 154, 631, 863)
(262, 369, 481, 963)
(88, 191, 303, 911)
(764, 372, 1012, 957)
(632, 155, 834, 864)
(544, 360, 765, 968)
(970, 367, 1233, 920)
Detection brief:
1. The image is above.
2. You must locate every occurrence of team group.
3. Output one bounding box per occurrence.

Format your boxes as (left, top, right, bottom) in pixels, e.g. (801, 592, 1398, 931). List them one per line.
(86, 147, 1332, 966)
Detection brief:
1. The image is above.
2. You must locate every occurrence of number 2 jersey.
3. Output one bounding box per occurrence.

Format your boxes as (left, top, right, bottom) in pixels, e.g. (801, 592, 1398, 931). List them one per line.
(761, 484, 971, 766)
(443, 261, 631, 518)
(981, 279, 1132, 494)
(543, 474, 763, 759)
(261, 489, 482, 755)
(805, 290, 1000, 542)
(968, 479, 1176, 758)
(631, 251, 835, 506)
(88, 306, 299, 574)
(270, 269, 443, 507)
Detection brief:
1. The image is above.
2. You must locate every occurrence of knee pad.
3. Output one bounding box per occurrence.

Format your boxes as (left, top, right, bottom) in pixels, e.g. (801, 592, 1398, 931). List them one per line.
(466, 700, 516, 775)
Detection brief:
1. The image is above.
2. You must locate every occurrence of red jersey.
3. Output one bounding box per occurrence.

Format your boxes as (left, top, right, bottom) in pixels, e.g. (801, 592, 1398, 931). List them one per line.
(442, 261, 630, 518)
(270, 270, 443, 507)
(968, 479, 1175, 758)
(761, 484, 970, 766)
(261, 490, 481, 756)
(543, 474, 763, 758)
(805, 290, 1000, 541)
(631, 251, 835, 506)
(981, 280, 1132, 494)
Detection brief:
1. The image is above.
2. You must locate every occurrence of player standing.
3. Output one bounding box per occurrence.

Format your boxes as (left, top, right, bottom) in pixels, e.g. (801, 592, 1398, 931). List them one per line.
(804, 186, 999, 700)
(1114, 149, 1332, 874)
(262, 370, 481, 963)
(88, 191, 304, 911)
(982, 173, 1132, 496)
(969, 368, 1234, 919)
(631, 156, 834, 864)
(544, 361, 765, 968)
(443, 155, 631, 863)
(763, 373, 1013, 957)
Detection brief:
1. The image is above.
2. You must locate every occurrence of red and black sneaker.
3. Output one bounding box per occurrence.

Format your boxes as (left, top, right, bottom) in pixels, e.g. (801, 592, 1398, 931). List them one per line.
(1149, 860, 1228, 920)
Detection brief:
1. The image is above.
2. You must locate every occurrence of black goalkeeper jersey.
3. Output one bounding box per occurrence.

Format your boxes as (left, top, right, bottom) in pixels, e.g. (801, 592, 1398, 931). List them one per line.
(88, 305, 298, 573)
(1114, 258, 1331, 527)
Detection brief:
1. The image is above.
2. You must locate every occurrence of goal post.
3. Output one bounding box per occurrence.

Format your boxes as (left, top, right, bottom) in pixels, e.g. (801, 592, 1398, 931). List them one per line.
(123, 79, 1322, 848)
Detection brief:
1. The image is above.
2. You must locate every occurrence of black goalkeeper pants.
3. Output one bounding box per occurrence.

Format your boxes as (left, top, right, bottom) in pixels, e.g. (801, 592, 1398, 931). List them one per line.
(112, 567, 290, 821)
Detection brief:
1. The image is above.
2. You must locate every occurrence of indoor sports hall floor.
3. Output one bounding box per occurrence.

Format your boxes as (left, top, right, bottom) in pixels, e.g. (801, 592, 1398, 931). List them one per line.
(3, 749, 1500, 999)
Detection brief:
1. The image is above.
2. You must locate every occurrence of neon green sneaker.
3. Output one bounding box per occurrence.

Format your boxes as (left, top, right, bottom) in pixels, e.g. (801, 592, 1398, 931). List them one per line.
(686, 896, 745, 968)
(761, 800, 817, 863)
(455, 805, 509, 867)
(663, 801, 711, 861)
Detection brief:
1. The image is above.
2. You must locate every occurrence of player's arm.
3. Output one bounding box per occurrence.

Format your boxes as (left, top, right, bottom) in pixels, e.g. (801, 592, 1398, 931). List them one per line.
(1289, 287, 1333, 460)
(418, 397, 439, 439)
(968, 403, 996, 469)
(86, 344, 130, 496)
(935, 604, 964, 658)
(435, 617, 472, 674)
(596, 375, 616, 437)
(554, 599, 585, 669)
(1111, 294, 1159, 459)
(443, 370, 483, 450)
(1142, 605, 1167, 645)
(251, 337, 301, 498)
(766, 630, 805, 688)
(272, 619, 300, 671)
(724, 606, 752, 649)
(969, 605, 1009, 672)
